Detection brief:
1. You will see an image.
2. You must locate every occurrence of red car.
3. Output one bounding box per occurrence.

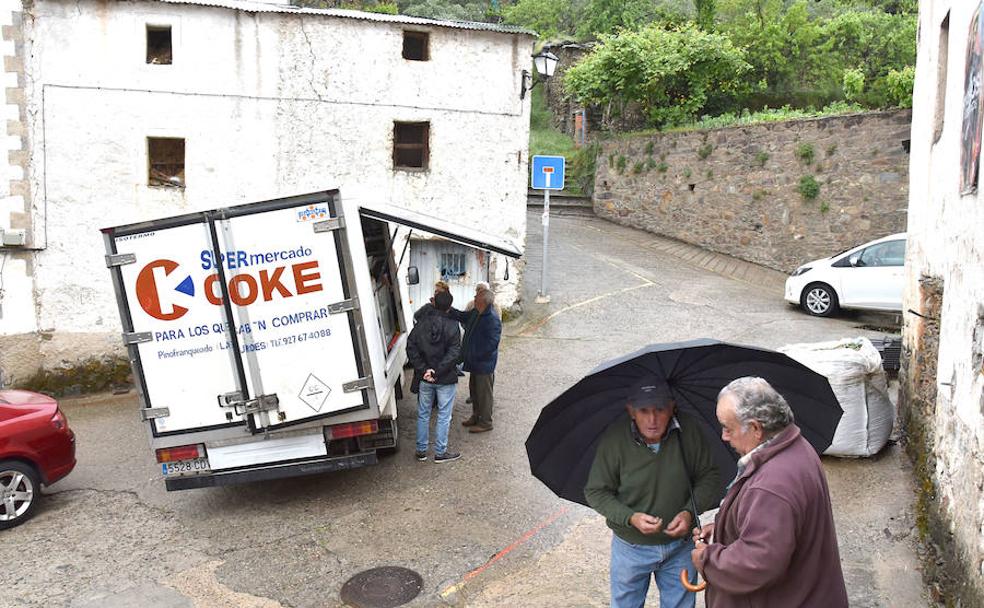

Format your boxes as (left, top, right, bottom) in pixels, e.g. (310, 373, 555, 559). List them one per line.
(0, 390, 76, 529)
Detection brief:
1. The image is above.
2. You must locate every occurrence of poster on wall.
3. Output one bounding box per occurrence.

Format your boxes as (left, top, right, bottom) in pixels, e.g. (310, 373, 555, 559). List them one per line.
(961, 2, 984, 194)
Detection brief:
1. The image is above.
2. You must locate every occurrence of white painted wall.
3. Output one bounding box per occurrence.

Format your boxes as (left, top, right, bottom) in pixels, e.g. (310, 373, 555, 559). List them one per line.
(907, 0, 984, 586)
(5, 0, 531, 374)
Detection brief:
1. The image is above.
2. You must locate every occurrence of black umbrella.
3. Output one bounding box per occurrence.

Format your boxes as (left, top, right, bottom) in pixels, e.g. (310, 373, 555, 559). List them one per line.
(525, 338, 843, 507)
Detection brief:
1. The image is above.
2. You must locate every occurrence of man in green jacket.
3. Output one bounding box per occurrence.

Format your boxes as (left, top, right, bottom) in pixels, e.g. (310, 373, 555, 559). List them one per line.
(585, 377, 720, 608)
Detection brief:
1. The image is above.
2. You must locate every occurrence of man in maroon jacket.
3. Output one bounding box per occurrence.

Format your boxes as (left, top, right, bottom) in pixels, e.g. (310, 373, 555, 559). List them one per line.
(690, 377, 848, 608)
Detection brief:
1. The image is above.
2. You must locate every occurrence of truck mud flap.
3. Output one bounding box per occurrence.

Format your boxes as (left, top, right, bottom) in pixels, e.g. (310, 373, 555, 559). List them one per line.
(164, 452, 377, 491)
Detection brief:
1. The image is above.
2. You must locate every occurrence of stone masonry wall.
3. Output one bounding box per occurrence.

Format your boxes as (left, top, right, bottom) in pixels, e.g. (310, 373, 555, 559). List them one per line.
(593, 110, 912, 273)
(0, 0, 42, 387)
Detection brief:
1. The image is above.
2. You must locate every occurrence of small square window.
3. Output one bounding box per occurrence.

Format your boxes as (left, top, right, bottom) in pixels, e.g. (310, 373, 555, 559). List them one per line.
(147, 25, 172, 65)
(402, 31, 429, 61)
(440, 253, 467, 279)
(393, 122, 429, 170)
(148, 137, 185, 188)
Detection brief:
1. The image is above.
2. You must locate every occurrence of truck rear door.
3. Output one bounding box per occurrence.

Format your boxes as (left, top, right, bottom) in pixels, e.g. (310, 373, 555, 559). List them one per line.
(103, 191, 374, 437)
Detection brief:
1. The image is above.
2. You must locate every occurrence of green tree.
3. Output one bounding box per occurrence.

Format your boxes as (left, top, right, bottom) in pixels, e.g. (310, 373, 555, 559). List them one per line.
(563, 23, 750, 127)
(583, 0, 691, 37)
(817, 9, 916, 106)
(503, 0, 585, 38)
(695, 0, 716, 30)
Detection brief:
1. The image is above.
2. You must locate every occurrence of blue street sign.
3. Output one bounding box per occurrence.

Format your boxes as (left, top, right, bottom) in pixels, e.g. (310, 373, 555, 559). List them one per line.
(531, 155, 565, 190)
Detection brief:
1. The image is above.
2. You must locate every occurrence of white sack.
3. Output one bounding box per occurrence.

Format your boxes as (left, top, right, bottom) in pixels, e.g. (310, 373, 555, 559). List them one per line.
(778, 337, 894, 457)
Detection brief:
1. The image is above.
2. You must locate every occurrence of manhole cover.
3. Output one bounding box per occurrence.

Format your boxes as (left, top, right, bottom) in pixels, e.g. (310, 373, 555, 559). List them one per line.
(340, 566, 423, 608)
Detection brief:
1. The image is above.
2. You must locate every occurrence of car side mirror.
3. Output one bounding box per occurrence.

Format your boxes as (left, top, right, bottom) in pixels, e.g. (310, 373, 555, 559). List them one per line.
(406, 266, 420, 285)
(849, 255, 860, 267)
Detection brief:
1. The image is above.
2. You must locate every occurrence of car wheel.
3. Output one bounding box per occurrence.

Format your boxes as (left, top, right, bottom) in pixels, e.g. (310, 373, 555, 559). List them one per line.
(0, 460, 40, 530)
(802, 283, 839, 317)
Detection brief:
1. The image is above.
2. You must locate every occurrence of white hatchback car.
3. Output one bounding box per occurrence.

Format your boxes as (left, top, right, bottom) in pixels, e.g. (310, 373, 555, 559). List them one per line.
(784, 233, 906, 317)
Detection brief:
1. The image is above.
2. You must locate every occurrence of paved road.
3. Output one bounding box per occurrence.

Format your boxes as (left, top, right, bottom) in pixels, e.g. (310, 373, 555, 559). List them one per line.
(2, 211, 926, 607)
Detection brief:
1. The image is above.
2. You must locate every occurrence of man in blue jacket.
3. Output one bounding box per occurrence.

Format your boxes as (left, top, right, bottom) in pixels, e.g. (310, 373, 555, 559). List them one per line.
(452, 288, 501, 433)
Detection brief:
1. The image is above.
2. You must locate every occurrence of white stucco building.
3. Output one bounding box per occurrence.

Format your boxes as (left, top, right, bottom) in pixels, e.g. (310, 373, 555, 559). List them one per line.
(905, 0, 984, 603)
(0, 0, 534, 383)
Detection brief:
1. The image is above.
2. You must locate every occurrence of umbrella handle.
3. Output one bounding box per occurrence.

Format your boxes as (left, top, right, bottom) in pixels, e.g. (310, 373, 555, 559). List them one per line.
(680, 569, 707, 592)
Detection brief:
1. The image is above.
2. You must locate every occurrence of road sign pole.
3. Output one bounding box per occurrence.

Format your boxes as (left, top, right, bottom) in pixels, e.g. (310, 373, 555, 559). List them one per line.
(530, 155, 564, 305)
(536, 175, 552, 303)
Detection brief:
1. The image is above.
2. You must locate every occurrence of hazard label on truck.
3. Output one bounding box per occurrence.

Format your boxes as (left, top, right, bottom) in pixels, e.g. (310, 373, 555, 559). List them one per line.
(298, 374, 332, 412)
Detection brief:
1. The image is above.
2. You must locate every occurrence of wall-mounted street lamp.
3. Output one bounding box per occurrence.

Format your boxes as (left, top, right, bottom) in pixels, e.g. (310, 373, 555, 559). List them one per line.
(520, 49, 559, 99)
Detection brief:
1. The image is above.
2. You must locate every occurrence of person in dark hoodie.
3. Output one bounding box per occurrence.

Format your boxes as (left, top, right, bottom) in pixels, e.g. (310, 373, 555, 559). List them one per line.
(406, 290, 462, 463)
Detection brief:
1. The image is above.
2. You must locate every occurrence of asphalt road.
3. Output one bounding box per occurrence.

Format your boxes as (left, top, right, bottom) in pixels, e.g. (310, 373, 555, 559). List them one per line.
(2, 211, 927, 607)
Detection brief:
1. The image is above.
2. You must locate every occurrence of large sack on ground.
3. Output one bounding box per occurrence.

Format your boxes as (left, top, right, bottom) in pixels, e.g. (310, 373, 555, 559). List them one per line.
(779, 337, 894, 457)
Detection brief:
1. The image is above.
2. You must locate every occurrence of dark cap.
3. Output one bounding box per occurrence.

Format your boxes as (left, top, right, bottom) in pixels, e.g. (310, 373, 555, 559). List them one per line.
(626, 376, 674, 410)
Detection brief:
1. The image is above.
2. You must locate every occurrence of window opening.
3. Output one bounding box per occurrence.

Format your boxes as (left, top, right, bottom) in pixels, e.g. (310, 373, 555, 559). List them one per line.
(393, 122, 429, 170)
(440, 253, 467, 280)
(933, 12, 949, 144)
(148, 137, 185, 188)
(147, 25, 173, 65)
(402, 31, 429, 61)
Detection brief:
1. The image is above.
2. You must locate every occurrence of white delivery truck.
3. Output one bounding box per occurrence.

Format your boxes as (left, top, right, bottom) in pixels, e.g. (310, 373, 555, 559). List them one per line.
(101, 190, 521, 490)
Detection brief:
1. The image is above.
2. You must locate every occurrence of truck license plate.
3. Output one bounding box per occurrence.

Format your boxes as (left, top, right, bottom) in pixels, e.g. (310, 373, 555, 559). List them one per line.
(162, 458, 210, 477)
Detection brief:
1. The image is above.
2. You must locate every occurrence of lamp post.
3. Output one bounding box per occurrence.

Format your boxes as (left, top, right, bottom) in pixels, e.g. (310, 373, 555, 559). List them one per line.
(520, 50, 559, 99)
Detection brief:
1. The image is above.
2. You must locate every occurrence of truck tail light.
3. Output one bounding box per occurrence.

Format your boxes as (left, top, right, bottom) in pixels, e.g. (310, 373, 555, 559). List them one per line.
(328, 420, 379, 440)
(156, 444, 205, 463)
(51, 409, 67, 430)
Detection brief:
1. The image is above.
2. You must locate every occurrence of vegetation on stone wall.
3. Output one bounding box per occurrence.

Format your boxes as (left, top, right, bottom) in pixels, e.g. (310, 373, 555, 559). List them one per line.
(16, 356, 131, 398)
(797, 174, 820, 200)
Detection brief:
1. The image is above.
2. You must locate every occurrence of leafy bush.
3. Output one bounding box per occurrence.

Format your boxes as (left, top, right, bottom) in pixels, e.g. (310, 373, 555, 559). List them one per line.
(795, 143, 815, 164)
(564, 23, 750, 128)
(884, 65, 915, 108)
(697, 142, 714, 159)
(842, 68, 865, 101)
(755, 151, 769, 167)
(798, 175, 820, 200)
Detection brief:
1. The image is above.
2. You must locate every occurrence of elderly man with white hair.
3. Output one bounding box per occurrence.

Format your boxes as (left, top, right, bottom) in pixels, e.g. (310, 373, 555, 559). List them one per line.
(450, 287, 501, 433)
(690, 376, 848, 608)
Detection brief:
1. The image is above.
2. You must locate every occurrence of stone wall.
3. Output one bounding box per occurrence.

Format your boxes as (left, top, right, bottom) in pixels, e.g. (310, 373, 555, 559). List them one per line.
(593, 110, 911, 273)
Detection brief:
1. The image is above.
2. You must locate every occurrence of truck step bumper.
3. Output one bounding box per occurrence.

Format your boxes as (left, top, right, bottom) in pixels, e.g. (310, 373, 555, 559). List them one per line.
(165, 452, 377, 491)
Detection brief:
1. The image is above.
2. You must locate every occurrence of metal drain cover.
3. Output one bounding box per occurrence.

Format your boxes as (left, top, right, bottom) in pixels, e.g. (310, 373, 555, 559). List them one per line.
(340, 566, 423, 608)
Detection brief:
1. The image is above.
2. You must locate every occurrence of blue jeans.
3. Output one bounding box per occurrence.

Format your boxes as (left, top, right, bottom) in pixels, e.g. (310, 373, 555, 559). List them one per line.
(610, 535, 696, 608)
(416, 382, 456, 455)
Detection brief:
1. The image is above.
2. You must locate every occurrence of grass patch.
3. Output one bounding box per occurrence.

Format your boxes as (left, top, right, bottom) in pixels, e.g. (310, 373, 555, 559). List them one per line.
(618, 102, 868, 137)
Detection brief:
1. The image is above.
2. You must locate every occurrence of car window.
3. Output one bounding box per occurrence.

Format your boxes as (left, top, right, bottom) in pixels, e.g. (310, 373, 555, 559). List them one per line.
(857, 240, 905, 267)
